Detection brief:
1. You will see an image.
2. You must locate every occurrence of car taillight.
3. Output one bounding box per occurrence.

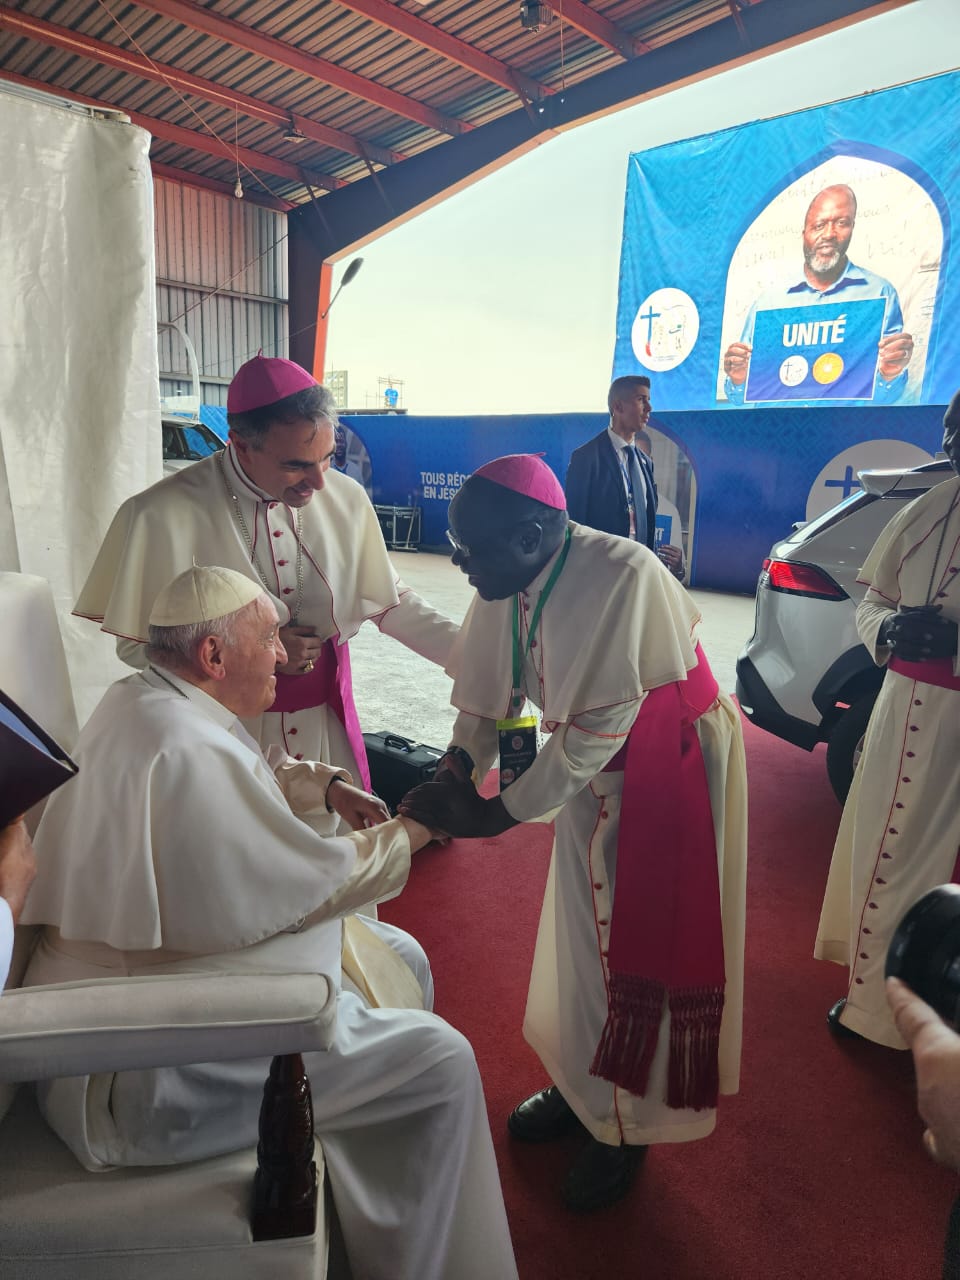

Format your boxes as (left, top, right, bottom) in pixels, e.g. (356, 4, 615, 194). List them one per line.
(760, 558, 847, 600)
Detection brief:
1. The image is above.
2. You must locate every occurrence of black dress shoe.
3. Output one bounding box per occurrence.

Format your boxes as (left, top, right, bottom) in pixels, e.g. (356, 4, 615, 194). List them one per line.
(507, 1086, 584, 1142)
(562, 1137, 647, 1213)
(827, 997, 861, 1039)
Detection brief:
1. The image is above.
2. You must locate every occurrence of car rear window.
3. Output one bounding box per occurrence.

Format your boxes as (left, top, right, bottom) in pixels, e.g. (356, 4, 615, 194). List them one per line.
(784, 490, 876, 545)
(185, 427, 221, 459)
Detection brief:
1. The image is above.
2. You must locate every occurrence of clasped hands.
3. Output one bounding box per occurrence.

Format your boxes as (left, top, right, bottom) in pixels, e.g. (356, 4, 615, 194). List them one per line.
(879, 605, 958, 662)
(278, 625, 324, 675)
(399, 754, 515, 840)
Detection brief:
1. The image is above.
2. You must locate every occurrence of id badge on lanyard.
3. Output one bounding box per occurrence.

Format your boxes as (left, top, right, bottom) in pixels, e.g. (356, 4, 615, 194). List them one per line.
(498, 526, 572, 792)
(497, 708, 538, 791)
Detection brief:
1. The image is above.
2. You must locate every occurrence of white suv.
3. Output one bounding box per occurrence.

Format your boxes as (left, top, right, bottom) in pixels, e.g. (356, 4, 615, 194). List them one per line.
(736, 458, 954, 801)
(161, 416, 224, 476)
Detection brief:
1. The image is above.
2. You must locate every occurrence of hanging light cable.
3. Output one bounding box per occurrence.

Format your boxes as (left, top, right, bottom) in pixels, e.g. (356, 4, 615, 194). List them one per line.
(233, 103, 243, 199)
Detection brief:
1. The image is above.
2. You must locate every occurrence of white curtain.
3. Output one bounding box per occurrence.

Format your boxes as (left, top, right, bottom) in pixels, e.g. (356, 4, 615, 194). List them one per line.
(0, 86, 162, 724)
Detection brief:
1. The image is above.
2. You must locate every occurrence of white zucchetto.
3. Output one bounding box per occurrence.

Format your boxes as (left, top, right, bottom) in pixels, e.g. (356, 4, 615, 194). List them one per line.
(148, 565, 262, 627)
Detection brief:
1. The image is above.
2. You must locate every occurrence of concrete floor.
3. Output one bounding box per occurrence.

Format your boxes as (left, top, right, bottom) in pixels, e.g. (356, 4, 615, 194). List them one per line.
(351, 549, 757, 750)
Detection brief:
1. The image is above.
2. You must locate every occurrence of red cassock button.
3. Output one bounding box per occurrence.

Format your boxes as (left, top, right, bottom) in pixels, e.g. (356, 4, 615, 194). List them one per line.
(273, 530, 283, 538)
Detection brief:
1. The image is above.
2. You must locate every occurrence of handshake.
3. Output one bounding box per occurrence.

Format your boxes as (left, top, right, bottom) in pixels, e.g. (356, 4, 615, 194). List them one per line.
(878, 605, 958, 662)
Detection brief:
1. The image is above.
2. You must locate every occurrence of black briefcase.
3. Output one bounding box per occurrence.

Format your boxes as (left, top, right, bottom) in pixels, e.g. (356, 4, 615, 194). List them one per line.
(362, 732, 444, 813)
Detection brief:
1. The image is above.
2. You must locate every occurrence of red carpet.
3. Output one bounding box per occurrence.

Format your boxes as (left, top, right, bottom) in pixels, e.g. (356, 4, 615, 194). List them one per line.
(381, 716, 957, 1279)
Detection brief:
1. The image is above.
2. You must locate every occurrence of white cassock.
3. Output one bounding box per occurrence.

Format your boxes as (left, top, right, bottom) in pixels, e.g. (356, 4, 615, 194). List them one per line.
(21, 669, 517, 1280)
(446, 524, 748, 1146)
(816, 474, 960, 1048)
(73, 446, 458, 790)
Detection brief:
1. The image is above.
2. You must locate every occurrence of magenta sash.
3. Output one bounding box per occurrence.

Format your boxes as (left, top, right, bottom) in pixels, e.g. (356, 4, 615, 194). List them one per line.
(890, 655, 960, 691)
(590, 644, 725, 1111)
(269, 639, 371, 791)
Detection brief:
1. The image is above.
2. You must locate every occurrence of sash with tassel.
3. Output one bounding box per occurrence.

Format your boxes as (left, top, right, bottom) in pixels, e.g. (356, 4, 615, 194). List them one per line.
(590, 644, 725, 1111)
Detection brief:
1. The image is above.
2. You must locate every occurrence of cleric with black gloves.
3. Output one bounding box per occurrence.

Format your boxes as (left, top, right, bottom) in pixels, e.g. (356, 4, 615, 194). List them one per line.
(814, 390, 960, 1047)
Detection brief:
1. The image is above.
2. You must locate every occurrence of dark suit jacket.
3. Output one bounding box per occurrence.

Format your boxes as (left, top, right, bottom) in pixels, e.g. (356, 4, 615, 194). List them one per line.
(564, 430, 658, 550)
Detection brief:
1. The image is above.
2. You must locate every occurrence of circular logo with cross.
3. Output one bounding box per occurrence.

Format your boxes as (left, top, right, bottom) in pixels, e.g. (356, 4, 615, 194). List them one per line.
(631, 288, 700, 372)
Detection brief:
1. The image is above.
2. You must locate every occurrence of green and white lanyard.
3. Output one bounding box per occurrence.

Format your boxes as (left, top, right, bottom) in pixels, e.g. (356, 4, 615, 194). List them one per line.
(499, 527, 572, 789)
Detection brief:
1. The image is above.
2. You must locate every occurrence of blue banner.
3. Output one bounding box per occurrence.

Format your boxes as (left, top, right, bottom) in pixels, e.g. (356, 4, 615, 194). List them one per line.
(613, 71, 957, 410)
(339, 403, 947, 595)
(746, 298, 886, 402)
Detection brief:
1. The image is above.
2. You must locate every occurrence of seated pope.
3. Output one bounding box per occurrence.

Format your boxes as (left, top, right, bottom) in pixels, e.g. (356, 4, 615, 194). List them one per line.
(20, 565, 518, 1280)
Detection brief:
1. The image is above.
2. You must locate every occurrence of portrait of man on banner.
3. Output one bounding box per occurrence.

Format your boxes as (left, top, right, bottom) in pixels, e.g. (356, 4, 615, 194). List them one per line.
(716, 156, 942, 408)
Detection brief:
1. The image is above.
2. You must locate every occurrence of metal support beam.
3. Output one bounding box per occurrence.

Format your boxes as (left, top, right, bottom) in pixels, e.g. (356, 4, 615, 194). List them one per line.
(288, 0, 912, 366)
(538, 0, 643, 59)
(152, 161, 294, 210)
(0, 68, 343, 191)
(0, 9, 404, 167)
(142, 115, 345, 190)
(132, 0, 469, 137)
(333, 0, 550, 100)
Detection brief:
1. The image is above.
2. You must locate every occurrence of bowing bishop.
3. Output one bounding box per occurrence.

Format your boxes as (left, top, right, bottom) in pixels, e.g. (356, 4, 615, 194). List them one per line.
(401, 455, 748, 1213)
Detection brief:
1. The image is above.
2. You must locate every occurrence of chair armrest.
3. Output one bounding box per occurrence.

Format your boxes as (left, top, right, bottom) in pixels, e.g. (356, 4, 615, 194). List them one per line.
(0, 971, 336, 1082)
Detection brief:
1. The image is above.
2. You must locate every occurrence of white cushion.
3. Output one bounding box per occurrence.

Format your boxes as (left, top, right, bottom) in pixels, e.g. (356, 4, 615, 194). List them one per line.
(0, 1090, 330, 1280)
(0, 971, 337, 1082)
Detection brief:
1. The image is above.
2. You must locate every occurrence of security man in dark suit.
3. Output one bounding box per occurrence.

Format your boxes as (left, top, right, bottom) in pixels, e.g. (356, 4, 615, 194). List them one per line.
(565, 376, 684, 578)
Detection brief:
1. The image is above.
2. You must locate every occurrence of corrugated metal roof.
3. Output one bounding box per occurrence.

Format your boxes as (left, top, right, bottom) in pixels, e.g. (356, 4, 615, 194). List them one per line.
(0, 0, 835, 207)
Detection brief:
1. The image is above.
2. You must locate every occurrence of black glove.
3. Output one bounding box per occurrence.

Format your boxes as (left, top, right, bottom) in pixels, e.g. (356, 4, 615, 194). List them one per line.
(879, 605, 959, 661)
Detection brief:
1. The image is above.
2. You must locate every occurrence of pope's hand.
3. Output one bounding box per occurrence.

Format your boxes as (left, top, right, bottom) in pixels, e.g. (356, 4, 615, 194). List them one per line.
(878, 332, 914, 381)
(888, 977, 960, 1170)
(0, 820, 36, 924)
(326, 778, 391, 830)
(397, 815, 444, 853)
(277, 625, 325, 675)
(722, 341, 752, 386)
